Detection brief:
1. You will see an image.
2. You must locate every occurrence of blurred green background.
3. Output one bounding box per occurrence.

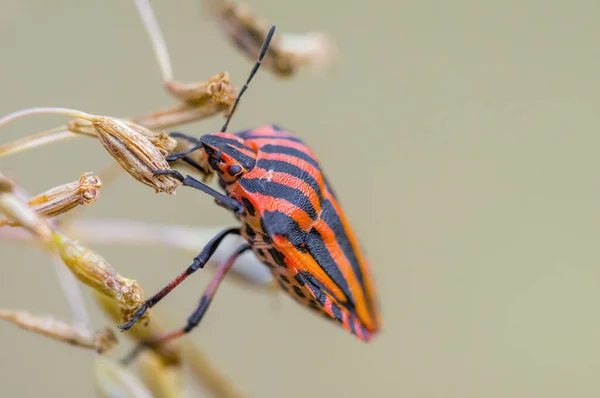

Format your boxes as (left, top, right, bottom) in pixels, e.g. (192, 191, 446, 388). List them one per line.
(2, 0, 600, 397)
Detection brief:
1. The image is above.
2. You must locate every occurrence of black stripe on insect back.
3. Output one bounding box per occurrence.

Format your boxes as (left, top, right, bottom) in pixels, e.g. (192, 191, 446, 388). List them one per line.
(320, 199, 372, 313)
(330, 302, 344, 323)
(222, 146, 256, 171)
(259, 144, 321, 170)
(239, 178, 318, 220)
(202, 133, 247, 150)
(256, 159, 323, 202)
(300, 271, 328, 306)
(260, 210, 307, 250)
(241, 197, 255, 216)
(220, 137, 249, 150)
(305, 228, 356, 308)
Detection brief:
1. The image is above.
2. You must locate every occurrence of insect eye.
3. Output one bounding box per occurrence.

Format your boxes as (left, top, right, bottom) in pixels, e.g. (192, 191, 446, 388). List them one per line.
(228, 164, 243, 176)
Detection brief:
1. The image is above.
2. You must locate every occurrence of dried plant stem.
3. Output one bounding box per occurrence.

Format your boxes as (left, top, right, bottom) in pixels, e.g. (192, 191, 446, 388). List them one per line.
(0, 107, 95, 128)
(133, 0, 173, 82)
(182, 341, 247, 398)
(136, 351, 182, 398)
(65, 219, 275, 287)
(94, 357, 154, 398)
(131, 100, 230, 130)
(0, 309, 117, 353)
(94, 291, 181, 366)
(0, 126, 80, 157)
(0, 108, 97, 159)
(0, 174, 94, 328)
(0, 175, 52, 240)
(128, 310, 248, 398)
(52, 256, 91, 328)
(0, 218, 276, 289)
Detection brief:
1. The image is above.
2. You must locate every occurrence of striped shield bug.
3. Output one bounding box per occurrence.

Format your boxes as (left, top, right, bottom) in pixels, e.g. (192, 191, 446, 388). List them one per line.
(118, 26, 381, 356)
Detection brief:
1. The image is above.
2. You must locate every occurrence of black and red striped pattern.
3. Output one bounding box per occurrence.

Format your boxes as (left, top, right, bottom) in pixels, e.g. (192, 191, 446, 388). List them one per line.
(201, 124, 382, 341)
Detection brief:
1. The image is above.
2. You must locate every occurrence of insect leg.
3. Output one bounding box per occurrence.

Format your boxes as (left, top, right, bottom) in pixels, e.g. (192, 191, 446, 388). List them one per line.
(163, 132, 207, 174)
(154, 169, 244, 214)
(165, 145, 203, 163)
(165, 132, 202, 163)
(121, 244, 252, 364)
(169, 131, 200, 144)
(117, 227, 241, 331)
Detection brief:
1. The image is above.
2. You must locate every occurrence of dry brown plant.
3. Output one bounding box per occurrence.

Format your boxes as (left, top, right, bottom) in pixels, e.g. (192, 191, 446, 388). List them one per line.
(0, 0, 334, 397)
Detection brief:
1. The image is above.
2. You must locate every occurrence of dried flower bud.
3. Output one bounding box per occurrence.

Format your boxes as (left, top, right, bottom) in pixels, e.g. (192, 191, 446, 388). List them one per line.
(137, 351, 182, 398)
(94, 357, 153, 398)
(205, 0, 334, 77)
(92, 117, 180, 194)
(134, 73, 236, 130)
(278, 32, 335, 72)
(53, 232, 149, 325)
(120, 121, 177, 157)
(0, 174, 52, 240)
(93, 291, 181, 366)
(0, 309, 117, 353)
(0, 173, 102, 227)
(165, 72, 235, 106)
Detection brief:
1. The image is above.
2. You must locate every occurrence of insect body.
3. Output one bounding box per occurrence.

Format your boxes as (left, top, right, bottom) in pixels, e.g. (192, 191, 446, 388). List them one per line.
(204, 125, 380, 340)
(118, 26, 381, 357)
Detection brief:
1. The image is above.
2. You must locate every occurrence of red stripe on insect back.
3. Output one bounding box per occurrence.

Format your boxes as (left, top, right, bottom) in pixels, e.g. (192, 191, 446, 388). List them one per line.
(242, 124, 298, 139)
(269, 180, 379, 333)
(236, 188, 316, 230)
(308, 217, 377, 331)
(292, 220, 377, 331)
(258, 151, 325, 189)
(272, 235, 353, 305)
(247, 167, 322, 214)
(248, 138, 320, 159)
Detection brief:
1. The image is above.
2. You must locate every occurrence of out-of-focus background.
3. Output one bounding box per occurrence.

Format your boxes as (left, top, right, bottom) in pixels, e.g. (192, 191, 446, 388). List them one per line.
(2, 1, 600, 397)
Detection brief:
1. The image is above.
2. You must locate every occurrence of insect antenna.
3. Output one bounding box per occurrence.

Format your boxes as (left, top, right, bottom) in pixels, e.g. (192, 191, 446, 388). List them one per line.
(220, 25, 276, 133)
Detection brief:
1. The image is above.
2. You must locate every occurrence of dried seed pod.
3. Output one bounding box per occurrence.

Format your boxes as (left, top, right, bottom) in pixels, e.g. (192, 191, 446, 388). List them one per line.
(53, 232, 149, 326)
(93, 291, 181, 366)
(94, 357, 153, 398)
(278, 31, 335, 72)
(0, 107, 181, 193)
(92, 117, 180, 194)
(28, 172, 103, 216)
(137, 350, 182, 398)
(134, 73, 237, 130)
(120, 121, 177, 156)
(205, 0, 334, 77)
(165, 72, 235, 106)
(0, 173, 102, 227)
(0, 309, 117, 353)
(0, 174, 52, 240)
(69, 117, 177, 158)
